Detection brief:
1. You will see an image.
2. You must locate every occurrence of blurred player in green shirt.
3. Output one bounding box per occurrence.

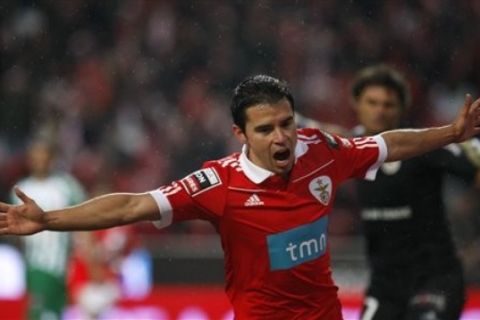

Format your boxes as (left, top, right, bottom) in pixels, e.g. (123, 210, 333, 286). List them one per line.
(11, 138, 86, 320)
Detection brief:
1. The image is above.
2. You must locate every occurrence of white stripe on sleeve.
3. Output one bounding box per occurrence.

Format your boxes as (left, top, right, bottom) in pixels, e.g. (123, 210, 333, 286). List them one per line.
(364, 134, 388, 180)
(148, 190, 173, 229)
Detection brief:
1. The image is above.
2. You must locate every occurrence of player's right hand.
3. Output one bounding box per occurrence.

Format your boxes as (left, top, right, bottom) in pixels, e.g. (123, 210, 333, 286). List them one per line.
(0, 187, 46, 235)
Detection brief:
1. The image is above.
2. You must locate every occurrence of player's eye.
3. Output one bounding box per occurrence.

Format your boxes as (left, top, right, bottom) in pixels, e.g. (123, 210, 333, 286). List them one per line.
(255, 125, 273, 134)
(281, 118, 294, 128)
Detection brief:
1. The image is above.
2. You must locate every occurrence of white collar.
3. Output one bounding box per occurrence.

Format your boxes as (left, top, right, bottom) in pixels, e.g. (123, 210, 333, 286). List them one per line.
(239, 140, 308, 184)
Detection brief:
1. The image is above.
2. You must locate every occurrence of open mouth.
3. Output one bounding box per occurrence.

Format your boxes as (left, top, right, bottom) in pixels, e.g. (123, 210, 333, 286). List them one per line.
(273, 149, 291, 166)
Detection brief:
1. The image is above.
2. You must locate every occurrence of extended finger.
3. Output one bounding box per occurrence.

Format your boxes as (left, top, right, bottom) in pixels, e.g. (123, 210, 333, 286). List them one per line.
(468, 99, 480, 120)
(0, 202, 11, 213)
(462, 94, 473, 116)
(470, 96, 480, 105)
(0, 214, 6, 226)
(471, 97, 480, 111)
(14, 187, 31, 204)
(465, 93, 473, 107)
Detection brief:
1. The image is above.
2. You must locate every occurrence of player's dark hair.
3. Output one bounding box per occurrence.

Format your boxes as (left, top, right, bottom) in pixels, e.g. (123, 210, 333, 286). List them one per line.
(231, 75, 295, 131)
(351, 65, 410, 109)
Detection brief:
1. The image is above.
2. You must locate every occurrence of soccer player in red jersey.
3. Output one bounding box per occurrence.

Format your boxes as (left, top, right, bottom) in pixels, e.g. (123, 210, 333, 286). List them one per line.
(2, 75, 480, 319)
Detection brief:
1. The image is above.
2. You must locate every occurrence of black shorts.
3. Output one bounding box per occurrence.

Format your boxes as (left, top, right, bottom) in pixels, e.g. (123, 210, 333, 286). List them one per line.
(360, 269, 465, 320)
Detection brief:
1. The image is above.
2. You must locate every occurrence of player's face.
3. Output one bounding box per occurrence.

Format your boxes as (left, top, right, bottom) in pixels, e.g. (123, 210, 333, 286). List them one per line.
(354, 85, 404, 135)
(27, 142, 54, 178)
(233, 99, 297, 178)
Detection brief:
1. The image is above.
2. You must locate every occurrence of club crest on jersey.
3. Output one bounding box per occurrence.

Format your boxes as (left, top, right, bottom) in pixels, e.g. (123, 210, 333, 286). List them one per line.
(181, 168, 221, 196)
(309, 176, 332, 205)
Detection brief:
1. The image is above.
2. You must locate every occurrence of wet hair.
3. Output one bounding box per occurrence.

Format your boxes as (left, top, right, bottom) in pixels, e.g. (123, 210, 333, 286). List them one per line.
(351, 65, 410, 109)
(231, 74, 295, 131)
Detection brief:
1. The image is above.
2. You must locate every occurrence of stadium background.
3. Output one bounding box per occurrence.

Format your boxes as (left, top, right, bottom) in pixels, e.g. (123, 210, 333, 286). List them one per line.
(0, 1, 479, 319)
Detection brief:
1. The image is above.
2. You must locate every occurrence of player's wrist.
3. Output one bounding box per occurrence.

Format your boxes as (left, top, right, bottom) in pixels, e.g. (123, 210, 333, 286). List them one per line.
(429, 124, 459, 145)
(39, 210, 55, 232)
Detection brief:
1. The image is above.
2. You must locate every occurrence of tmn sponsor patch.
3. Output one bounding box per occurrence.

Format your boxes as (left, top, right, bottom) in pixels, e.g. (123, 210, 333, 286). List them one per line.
(181, 168, 221, 196)
(267, 216, 328, 271)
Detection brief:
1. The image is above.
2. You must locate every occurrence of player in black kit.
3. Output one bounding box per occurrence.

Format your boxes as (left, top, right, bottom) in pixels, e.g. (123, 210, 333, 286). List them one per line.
(298, 65, 480, 320)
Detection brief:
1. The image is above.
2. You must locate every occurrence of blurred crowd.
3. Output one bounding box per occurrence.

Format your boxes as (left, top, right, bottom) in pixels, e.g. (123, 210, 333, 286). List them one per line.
(1, 0, 480, 283)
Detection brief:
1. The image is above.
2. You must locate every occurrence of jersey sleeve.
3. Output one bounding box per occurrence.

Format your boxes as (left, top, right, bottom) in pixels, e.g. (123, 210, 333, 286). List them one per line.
(323, 132, 388, 181)
(148, 163, 227, 229)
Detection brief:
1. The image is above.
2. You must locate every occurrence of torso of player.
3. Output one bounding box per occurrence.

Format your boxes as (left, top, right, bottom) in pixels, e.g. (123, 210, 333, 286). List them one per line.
(357, 156, 441, 224)
(157, 128, 384, 319)
(356, 148, 471, 272)
(204, 140, 341, 317)
(220, 151, 336, 283)
(223, 175, 332, 269)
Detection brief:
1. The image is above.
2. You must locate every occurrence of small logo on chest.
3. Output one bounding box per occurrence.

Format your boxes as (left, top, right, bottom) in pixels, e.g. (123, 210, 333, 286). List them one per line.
(244, 194, 264, 206)
(309, 176, 332, 205)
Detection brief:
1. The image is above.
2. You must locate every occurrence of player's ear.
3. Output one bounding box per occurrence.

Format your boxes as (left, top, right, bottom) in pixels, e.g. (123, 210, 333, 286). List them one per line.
(232, 124, 247, 144)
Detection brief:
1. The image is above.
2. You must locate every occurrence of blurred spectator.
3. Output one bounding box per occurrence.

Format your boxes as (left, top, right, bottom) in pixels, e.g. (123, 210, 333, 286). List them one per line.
(67, 181, 152, 319)
(96, 225, 152, 299)
(67, 226, 153, 319)
(67, 231, 121, 320)
(10, 137, 86, 320)
(0, 243, 25, 299)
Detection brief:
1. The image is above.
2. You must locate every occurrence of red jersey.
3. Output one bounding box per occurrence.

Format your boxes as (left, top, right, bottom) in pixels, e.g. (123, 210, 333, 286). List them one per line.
(149, 128, 387, 320)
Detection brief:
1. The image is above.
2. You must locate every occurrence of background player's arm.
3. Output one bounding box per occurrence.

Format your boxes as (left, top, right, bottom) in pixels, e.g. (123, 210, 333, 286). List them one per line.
(0, 188, 160, 235)
(382, 94, 480, 161)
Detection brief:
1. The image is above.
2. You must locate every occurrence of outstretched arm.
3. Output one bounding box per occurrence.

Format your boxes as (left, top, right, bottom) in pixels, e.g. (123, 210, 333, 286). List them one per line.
(382, 94, 480, 161)
(0, 187, 160, 235)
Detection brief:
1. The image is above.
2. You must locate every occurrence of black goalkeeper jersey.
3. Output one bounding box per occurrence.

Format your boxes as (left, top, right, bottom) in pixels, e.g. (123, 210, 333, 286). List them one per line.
(356, 143, 476, 276)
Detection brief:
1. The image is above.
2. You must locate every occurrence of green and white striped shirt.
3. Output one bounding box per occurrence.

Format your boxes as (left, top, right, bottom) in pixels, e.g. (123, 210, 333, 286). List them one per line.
(11, 173, 86, 277)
